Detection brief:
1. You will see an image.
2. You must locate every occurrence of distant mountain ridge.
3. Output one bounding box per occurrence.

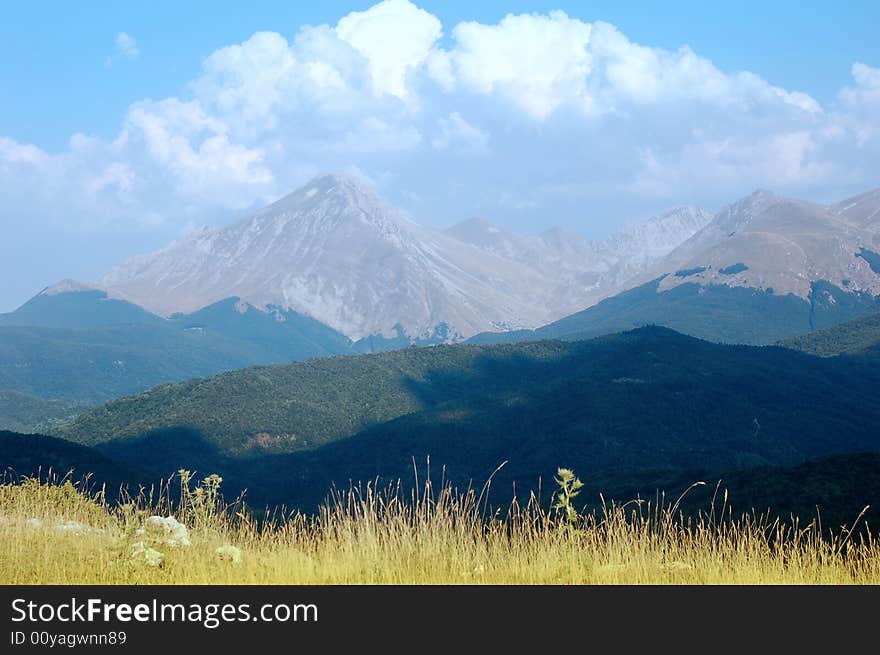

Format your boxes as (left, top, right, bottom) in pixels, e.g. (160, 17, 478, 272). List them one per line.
(444, 206, 714, 319)
(647, 189, 880, 299)
(4, 178, 880, 415)
(38, 179, 879, 350)
(599, 206, 716, 271)
(442, 206, 713, 277)
(0, 290, 352, 404)
(95, 175, 550, 340)
(88, 174, 711, 342)
(833, 187, 880, 230)
(471, 186, 880, 346)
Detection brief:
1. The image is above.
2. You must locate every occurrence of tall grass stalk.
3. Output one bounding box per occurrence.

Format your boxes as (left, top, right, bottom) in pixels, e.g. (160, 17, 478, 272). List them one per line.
(0, 469, 876, 585)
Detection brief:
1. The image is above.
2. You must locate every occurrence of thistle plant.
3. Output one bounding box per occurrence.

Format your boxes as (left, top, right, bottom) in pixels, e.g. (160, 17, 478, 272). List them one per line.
(552, 467, 584, 525)
(178, 470, 225, 530)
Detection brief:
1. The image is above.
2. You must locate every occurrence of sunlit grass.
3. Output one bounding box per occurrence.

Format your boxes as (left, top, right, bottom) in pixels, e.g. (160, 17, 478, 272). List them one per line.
(0, 469, 876, 585)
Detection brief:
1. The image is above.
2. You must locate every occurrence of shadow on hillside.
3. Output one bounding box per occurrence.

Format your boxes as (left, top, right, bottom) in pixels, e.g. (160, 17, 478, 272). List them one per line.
(87, 422, 880, 537)
(28, 326, 878, 533)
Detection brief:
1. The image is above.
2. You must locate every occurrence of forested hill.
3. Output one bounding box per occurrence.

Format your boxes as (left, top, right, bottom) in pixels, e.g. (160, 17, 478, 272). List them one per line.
(781, 311, 880, 357)
(54, 327, 880, 500)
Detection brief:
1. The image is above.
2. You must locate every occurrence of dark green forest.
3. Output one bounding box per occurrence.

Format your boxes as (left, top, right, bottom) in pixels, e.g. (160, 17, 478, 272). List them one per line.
(781, 311, 880, 356)
(0, 390, 84, 433)
(11, 326, 871, 516)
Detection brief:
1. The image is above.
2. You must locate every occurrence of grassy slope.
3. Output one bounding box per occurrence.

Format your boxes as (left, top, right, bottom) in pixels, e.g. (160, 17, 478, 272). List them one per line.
(620, 453, 880, 533)
(697, 452, 880, 530)
(4, 427, 878, 531)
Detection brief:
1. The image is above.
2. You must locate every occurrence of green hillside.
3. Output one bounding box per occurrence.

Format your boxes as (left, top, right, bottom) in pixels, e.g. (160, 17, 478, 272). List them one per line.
(0, 390, 84, 433)
(175, 298, 352, 356)
(0, 323, 276, 403)
(52, 327, 880, 511)
(56, 339, 573, 450)
(781, 311, 880, 357)
(0, 293, 353, 404)
(676, 452, 880, 531)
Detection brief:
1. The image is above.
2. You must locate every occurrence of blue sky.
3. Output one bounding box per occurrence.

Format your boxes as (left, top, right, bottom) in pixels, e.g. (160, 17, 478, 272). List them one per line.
(1, 1, 879, 311)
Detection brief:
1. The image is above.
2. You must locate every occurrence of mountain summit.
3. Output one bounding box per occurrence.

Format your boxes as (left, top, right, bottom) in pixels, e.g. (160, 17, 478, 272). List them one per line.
(98, 175, 552, 340)
(648, 188, 880, 299)
(96, 175, 711, 342)
(479, 186, 880, 347)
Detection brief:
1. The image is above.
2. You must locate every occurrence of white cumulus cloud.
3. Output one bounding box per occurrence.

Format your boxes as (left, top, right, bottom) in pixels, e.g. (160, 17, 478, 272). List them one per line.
(0, 1, 877, 253)
(120, 98, 273, 208)
(336, 0, 442, 101)
(449, 11, 594, 119)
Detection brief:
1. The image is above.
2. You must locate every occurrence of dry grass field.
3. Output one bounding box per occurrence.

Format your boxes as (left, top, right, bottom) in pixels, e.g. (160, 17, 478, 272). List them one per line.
(1, 469, 877, 585)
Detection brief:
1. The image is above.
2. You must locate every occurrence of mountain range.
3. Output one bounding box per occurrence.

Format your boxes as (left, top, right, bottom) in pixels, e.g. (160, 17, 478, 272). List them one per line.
(1, 174, 879, 426)
(12, 175, 880, 350)
(471, 188, 880, 345)
(3, 172, 880, 526)
(91, 174, 713, 341)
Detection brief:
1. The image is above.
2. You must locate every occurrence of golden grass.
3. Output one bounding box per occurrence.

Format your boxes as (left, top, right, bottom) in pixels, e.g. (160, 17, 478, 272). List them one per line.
(0, 470, 877, 585)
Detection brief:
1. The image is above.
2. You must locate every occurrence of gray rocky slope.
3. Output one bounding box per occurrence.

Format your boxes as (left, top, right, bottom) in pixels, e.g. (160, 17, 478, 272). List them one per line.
(92, 174, 712, 341)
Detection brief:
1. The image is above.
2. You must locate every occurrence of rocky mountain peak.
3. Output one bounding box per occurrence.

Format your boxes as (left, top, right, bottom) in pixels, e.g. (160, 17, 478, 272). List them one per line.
(712, 189, 780, 230)
(252, 173, 406, 233)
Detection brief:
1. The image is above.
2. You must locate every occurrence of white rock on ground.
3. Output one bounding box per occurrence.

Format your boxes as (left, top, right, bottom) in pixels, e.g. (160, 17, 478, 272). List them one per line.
(144, 516, 191, 547)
